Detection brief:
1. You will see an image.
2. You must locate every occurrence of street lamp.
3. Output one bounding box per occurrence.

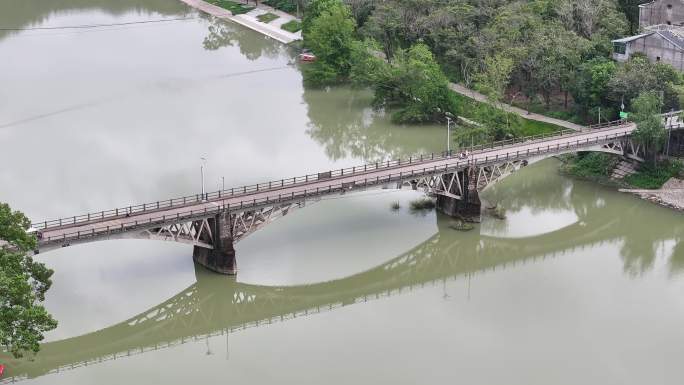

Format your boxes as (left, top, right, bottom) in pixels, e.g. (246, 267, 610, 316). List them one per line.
(446, 116, 452, 154)
(200, 157, 207, 199)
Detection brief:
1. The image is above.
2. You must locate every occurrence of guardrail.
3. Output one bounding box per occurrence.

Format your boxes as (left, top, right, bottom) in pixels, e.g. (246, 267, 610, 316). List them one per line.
(32, 120, 630, 231)
(38, 130, 632, 246)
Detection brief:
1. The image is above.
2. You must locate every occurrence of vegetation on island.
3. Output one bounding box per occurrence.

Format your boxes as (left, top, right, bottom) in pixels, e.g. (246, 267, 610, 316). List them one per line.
(0, 202, 57, 358)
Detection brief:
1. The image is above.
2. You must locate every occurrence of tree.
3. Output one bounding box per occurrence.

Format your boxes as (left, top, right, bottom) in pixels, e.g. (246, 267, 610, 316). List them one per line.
(474, 54, 514, 107)
(355, 42, 457, 123)
(630, 91, 666, 165)
(607, 55, 682, 111)
(571, 57, 617, 121)
(302, 0, 341, 39)
(0, 202, 57, 358)
(304, 0, 357, 86)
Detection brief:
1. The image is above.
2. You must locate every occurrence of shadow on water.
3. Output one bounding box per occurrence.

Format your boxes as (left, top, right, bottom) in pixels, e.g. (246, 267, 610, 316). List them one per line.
(2, 182, 682, 381)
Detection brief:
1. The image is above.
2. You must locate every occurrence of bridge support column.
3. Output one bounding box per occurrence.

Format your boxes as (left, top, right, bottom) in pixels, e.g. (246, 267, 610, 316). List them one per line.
(193, 211, 237, 275)
(436, 168, 481, 218)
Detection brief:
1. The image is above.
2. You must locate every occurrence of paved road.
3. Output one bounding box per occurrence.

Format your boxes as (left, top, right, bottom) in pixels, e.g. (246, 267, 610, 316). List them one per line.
(30, 123, 635, 245)
(449, 83, 586, 132)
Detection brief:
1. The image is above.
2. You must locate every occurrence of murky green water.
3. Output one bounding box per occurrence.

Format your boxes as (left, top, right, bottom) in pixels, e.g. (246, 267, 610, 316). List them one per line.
(1, 1, 683, 384)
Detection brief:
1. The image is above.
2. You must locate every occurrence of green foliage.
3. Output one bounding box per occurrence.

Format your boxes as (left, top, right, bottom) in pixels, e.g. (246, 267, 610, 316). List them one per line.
(303, 0, 356, 86)
(630, 91, 666, 165)
(474, 54, 514, 104)
(625, 160, 683, 189)
(263, 0, 297, 14)
(567, 152, 620, 178)
(302, 0, 340, 38)
(571, 57, 617, 119)
(205, 0, 254, 15)
(256, 12, 279, 23)
(0, 202, 57, 358)
(352, 42, 457, 123)
(607, 55, 683, 111)
(281, 19, 302, 33)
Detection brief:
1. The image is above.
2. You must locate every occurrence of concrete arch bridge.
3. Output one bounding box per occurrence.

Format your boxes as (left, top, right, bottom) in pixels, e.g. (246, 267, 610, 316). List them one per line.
(14, 121, 641, 274)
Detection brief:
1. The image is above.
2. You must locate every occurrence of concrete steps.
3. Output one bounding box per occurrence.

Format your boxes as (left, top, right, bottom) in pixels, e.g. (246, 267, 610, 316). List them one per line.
(611, 160, 638, 180)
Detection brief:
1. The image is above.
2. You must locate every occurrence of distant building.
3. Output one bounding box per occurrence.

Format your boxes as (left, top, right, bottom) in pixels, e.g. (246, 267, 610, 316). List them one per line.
(613, 25, 684, 70)
(639, 0, 684, 29)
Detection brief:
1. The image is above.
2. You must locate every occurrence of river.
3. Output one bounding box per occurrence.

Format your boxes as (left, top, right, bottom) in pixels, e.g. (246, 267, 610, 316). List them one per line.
(1, 1, 683, 384)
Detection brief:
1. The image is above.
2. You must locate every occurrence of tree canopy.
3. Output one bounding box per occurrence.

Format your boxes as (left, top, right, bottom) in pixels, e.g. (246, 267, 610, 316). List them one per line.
(0, 202, 57, 358)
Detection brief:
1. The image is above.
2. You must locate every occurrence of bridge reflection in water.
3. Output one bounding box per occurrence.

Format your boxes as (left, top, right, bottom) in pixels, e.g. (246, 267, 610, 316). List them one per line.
(3, 188, 682, 383)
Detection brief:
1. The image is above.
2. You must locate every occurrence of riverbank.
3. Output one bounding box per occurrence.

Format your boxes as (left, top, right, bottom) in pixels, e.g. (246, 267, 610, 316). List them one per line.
(178, 0, 301, 44)
(559, 153, 684, 212)
(620, 178, 684, 212)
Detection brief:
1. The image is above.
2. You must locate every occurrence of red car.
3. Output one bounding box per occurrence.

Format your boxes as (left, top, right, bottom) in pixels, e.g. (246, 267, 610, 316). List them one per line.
(299, 52, 316, 62)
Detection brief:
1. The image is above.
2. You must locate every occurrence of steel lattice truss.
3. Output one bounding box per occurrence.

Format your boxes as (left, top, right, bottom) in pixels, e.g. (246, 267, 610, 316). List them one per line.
(230, 201, 309, 243)
(136, 218, 215, 249)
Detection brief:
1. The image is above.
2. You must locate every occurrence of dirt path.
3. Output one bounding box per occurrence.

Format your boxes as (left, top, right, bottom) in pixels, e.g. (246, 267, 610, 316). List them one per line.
(449, 83, 586, 132)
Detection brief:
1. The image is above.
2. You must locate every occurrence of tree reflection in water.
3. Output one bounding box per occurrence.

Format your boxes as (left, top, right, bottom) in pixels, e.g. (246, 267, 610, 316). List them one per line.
(202, 15, 282, 61)
(303, 86, 446, 162)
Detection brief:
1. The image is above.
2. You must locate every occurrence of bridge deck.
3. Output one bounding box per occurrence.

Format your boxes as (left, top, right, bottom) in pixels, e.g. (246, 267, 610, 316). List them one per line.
(29, 123, 635, 248)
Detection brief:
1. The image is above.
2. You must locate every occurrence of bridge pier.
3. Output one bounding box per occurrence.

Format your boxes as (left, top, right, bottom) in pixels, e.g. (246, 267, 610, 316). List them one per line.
(435, 169, 481, 219)
(193, 211, 237, 275)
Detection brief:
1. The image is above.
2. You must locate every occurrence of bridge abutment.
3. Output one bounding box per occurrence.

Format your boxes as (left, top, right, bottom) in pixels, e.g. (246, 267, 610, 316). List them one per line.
(435, 169, 481, 219)
(193, 211, 237, 275)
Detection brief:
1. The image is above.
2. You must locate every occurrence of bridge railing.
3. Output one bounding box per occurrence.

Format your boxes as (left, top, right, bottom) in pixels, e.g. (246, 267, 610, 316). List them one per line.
(37, 130, 632, 245)
(32, 119, 630, 231)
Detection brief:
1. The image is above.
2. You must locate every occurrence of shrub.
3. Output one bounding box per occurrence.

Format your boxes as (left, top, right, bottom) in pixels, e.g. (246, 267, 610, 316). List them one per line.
(566, 152, 620, 178)
(625, 160, 683, 189)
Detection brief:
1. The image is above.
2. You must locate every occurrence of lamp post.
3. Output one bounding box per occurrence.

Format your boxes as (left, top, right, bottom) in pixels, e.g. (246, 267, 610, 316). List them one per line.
(447, 116, 451, 156)
(200, 157, 207, 200)
(446, 116, 452, 155)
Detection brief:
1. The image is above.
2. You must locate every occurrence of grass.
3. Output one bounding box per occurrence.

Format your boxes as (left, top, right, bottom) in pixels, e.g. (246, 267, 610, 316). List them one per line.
(409, 198, 436, 211)
(450, 92, 562, 139)
(256, 12, 279, 23)
(624, 160, 683, 189)
(390, 201, 401, 211)
(205, 0, 254, 15)
(281, 20, 302, 33)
